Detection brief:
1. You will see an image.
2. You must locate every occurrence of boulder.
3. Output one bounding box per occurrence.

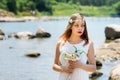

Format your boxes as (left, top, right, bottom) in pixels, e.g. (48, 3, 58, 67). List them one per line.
(105, 24, 120, 40)
(109, 64, 120, 80)
(90, 71, 103, 79)
(96, 60, 102, 69)
(36, 27, 51, 38)
(0, 35, 5, 40)
(95, 40, 120, 62)
(0, 29, 5, 35)
(15, 31, 35, 39)
(25, 51, 40, 57)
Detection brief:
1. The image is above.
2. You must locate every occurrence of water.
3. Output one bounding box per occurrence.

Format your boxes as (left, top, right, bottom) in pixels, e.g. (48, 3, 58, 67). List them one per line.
(0, 17, 120, 80)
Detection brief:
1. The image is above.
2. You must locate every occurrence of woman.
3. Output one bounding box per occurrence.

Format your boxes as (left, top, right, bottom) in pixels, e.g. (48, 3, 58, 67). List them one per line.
(53, 13, 96, 80)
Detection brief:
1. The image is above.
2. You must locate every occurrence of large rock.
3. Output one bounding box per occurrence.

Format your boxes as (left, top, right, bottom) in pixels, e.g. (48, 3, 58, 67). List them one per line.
(90, 71, 103, 79)
(105, 24, 120, 40)
(36, 27, 51, 38)
(95, 40, 120, 62)
(109, 64, 120, 80)
(15, 31, 35, 39)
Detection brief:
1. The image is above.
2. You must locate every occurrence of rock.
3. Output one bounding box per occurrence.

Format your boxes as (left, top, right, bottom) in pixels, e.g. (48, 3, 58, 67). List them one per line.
(15, 31, 35, 39)
(109, 64, 120, 80)
(0, 29, 5, 35)
(105, 24, 120, 40)
(96, 60, 102, 69)
(87, 60, 103, 70)
(0, 35, 5, 40)
(0, 9, 15, 17)
(114, 38, 120, 43)
(8, 32, 16, 38)
(36, 27, 51, 38)
(90, 71, 103, 79)
(25, 52, 40, 57)
(9, 46, 13, 49)
(95, 40, 120, 62)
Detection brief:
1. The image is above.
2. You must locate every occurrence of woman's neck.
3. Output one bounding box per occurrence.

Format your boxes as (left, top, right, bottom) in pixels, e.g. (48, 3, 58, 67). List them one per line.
(68, 35, 83, 44)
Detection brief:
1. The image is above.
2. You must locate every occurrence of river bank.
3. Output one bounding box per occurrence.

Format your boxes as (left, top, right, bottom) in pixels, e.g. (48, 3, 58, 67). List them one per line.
(1, 16, 120, 22)
(0, 16, 69, 22)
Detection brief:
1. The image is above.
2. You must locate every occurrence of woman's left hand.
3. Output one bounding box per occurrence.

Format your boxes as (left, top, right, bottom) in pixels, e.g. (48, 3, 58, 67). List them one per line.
(69, 60, 83, 69)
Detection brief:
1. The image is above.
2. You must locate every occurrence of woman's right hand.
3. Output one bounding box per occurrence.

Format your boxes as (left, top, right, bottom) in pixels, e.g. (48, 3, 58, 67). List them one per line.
(62, 65, 74, 74)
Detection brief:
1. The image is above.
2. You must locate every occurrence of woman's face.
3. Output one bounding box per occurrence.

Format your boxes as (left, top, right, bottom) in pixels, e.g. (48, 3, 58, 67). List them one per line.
(71, 19, 84, 36)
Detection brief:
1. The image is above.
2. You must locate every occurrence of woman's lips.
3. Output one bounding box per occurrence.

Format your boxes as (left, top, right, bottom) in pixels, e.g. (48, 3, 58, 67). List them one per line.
(78, 31, 82, 34)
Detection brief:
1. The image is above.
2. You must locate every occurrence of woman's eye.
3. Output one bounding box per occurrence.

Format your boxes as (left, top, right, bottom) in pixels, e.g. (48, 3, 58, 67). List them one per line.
(75, 25, 79, 27)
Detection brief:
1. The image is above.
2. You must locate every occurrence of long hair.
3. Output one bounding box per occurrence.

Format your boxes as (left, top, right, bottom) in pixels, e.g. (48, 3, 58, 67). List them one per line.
(59, 13, 89, 46)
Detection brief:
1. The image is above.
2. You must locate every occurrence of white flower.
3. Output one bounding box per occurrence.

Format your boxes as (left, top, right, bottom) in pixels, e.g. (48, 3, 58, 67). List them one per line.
(69, 19, 73, 23)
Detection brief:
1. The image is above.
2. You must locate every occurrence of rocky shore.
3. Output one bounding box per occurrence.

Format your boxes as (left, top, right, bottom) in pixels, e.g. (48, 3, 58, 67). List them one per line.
(94, 24, 120, 80)
(0, 16, 38, 22)
(0, 16, 68, 22)
(0, 27, 51, 40)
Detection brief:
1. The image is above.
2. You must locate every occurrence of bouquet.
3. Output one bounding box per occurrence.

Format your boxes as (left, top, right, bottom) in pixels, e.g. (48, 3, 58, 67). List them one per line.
(63, 46, 86, 61)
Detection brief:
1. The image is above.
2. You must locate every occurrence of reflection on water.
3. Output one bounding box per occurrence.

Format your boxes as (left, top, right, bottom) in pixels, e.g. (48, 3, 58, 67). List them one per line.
(0, 17, 120, 80)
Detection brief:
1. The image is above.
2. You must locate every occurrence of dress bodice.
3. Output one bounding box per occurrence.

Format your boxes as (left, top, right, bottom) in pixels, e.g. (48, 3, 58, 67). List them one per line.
(58, 40, 90, 80)
(59, 40, 90, 67)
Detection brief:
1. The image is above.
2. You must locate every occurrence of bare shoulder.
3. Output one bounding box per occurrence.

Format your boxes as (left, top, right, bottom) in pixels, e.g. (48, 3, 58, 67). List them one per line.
(88, 39, 94, 45)
(57, 38, 65, 46)
(88, 39, 94, 48)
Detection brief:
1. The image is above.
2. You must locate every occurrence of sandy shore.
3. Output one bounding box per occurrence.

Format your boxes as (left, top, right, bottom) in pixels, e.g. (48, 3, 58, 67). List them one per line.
(0, 16, 69, 22)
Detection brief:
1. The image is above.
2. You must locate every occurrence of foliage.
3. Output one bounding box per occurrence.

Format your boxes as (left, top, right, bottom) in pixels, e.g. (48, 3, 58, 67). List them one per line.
(113, 1, 120, 16)
(0, 0, 120, 16)
(7, 0, 17, 14)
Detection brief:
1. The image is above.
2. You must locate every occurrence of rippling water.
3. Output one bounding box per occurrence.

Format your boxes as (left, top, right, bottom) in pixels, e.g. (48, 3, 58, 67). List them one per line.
(0, 17, 120, 80)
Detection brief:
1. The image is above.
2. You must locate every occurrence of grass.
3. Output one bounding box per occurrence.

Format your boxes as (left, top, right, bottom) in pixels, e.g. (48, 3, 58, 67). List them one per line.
(52, 3, 115, 17)
(2, 2, 116, 17)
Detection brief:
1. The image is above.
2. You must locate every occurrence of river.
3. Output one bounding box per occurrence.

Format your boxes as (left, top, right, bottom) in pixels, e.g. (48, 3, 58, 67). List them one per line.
(0, 17, 120, 80)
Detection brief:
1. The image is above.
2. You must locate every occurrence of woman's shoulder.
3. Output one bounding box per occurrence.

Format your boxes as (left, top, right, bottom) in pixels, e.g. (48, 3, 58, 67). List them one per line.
(88, 39, 93, 44)
(57, 38, 65, 46)
(88, 39, 94, 47)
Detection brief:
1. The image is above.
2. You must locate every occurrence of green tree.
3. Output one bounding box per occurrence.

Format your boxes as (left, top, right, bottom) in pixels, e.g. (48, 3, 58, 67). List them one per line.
(35, 0, 53, 14)
(114, 1, 120, 16)
(17, 0, 27, 12)
(0, 0, 7, 9)
(26, 1, 36, 10)
(106, 0, 120, 6)
(7, 0, 17, 14)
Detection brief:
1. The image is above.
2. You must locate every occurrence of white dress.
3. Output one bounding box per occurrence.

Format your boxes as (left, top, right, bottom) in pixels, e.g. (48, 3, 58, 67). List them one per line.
(59, 40, 90, 80)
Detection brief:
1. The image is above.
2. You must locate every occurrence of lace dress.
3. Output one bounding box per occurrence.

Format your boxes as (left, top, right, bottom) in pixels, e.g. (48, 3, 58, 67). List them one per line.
(59, 40, 90, 80)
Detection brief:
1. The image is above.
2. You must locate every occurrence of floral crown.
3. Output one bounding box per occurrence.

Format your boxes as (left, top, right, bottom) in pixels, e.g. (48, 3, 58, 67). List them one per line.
(69, 18, 84, 24)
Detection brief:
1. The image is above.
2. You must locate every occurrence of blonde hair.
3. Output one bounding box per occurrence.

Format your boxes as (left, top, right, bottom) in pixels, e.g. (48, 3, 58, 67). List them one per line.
(59, 13, 89, 46)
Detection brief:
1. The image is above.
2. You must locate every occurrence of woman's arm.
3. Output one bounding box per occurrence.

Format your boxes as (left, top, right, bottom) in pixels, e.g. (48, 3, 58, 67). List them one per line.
(81, 40, 96, 72)
(52, 41, 63, 72)
(52, 41, 73, 73)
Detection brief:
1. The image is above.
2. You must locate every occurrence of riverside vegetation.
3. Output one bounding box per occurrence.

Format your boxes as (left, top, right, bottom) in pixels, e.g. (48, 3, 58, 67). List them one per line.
(0, 0, 120, 17)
